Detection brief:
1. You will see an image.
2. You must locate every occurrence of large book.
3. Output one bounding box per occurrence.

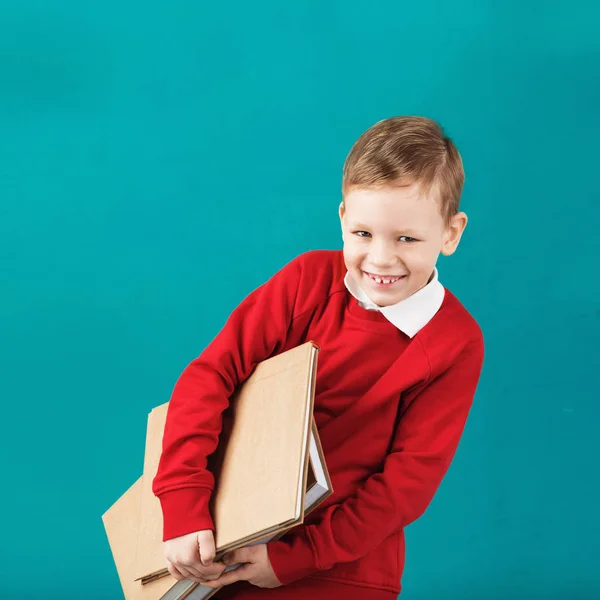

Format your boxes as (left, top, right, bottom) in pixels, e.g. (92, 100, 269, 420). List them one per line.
(103, 341, 333, 600)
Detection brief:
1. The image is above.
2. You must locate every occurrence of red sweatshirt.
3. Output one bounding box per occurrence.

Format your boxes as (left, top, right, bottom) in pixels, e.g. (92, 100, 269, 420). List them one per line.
(152, 250, 484, 596)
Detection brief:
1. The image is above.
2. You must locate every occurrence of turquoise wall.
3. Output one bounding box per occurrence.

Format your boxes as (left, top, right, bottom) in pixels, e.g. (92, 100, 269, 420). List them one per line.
(1, 1, 598, 599)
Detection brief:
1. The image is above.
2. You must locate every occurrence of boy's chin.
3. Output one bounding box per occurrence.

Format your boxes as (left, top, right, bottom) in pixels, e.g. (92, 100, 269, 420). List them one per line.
(369, 292, 409, 307)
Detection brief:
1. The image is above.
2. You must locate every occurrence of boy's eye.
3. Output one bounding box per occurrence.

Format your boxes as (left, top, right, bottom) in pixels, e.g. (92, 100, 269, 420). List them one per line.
(351, 231, 419, 242)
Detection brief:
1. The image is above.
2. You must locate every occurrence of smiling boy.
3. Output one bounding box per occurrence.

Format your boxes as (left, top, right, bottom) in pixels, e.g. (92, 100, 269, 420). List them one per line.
(152, 116, 485, 599)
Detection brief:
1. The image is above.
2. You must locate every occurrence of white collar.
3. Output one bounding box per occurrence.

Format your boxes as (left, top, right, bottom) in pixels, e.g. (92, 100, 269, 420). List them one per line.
(344, 268, 445, 337)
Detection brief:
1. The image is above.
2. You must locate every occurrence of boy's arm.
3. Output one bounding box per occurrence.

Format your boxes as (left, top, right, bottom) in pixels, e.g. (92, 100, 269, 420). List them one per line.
(267, 335, 484, 585)
(152, 255, 304, 541)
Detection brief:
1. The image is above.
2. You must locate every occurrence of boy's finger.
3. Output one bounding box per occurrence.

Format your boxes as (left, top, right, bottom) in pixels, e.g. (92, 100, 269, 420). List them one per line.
(182, 564, 209, 580)
(202, 564, 253, 589)
(197, 531, 216, 566)
(175, 565, 196, 582)
(166, 561, 186, 581)
(183, 557, 224, 575)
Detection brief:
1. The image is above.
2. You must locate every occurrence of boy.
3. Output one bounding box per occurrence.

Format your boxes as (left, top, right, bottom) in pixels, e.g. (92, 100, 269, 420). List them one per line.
(152, 116, 485, 599)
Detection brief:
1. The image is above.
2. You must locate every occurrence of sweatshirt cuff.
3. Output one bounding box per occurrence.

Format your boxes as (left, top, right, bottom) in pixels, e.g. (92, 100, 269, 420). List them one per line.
(158, 487, 215, 541)
(267, 530, 320, 585)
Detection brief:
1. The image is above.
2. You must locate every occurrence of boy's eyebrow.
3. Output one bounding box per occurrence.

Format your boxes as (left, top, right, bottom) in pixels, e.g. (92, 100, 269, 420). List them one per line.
(349, 222, 424, 237)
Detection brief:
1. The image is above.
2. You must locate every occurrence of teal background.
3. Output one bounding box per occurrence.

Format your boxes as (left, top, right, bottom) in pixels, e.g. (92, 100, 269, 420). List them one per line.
(1, 1, 598, 599)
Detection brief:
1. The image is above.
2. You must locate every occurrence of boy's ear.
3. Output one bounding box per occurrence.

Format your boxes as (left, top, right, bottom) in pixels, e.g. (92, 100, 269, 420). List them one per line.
(441, 211, 468, 256)
(339, 201, 346, 239)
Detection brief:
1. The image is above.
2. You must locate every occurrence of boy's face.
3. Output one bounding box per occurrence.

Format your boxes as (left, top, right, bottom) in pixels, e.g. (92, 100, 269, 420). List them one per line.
(339, 184, 467, 307)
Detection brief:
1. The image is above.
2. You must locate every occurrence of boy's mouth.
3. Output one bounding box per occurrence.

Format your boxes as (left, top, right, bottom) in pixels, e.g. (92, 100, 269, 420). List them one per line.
(363, 271, 407, 286)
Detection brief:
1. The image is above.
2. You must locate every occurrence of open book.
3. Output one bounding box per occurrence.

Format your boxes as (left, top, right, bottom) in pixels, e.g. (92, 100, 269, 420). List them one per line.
(103, 341, 333, 600)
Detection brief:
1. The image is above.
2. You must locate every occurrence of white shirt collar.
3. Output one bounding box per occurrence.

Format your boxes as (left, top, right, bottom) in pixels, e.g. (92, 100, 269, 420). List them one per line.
(344, 268, 445, 337)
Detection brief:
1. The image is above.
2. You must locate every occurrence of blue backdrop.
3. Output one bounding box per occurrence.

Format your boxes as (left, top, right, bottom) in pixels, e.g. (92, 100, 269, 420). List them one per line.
(1, 2, 598, 599)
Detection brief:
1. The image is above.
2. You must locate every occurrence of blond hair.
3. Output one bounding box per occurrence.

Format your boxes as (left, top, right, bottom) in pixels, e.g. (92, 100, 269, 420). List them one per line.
(342, 116, 464, 224)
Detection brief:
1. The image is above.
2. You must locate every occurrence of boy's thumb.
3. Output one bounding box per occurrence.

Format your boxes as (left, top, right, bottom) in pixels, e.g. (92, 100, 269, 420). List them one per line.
(197, 531, 215, 566)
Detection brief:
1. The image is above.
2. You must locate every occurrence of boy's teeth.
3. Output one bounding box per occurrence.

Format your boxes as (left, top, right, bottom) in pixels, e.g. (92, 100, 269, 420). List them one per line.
(369, 273, 401, 285)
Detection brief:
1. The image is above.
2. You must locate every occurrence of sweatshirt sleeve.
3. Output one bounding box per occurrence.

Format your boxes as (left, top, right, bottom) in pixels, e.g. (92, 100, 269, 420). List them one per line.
(267, 336, 485, 585)
(152, 254, 304, 541)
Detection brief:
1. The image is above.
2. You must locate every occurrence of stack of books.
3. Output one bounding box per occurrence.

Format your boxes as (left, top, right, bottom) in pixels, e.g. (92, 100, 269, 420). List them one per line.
(102, 341, 333, 600)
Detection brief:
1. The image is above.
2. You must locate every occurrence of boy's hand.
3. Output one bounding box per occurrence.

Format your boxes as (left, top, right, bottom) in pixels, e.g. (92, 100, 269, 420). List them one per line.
(201, 544, 282, 589)
(164, 530, 227, 584)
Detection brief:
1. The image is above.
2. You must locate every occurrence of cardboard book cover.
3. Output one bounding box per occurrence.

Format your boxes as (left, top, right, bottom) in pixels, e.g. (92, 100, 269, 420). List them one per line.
(134, 341, 321, 581)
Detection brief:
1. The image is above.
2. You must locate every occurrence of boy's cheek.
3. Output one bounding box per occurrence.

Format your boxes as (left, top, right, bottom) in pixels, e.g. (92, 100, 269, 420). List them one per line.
(343, 246, 364, 265)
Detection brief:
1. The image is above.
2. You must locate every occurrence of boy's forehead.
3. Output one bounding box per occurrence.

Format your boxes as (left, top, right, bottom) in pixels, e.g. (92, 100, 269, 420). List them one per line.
(343, 186, 442, 229)
(345, 183, 430, 204)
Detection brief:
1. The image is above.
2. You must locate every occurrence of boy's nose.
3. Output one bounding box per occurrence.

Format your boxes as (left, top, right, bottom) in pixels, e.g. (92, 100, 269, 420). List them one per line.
(369, 245, 397, 269)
